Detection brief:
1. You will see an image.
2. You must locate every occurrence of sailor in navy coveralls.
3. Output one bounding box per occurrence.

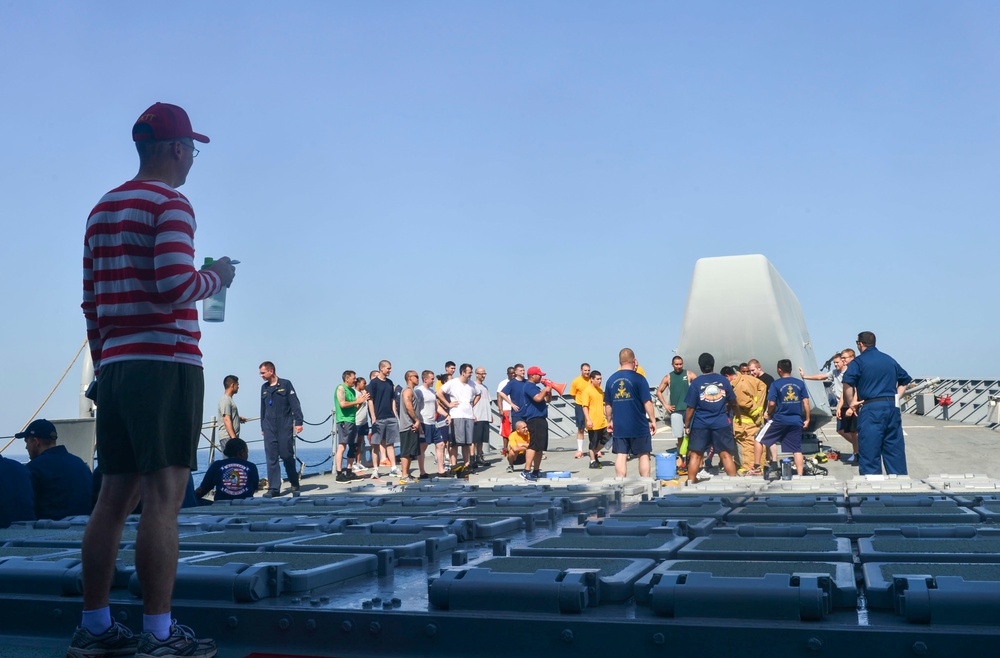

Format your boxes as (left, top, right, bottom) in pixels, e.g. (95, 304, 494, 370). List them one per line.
(842, 331, 912, 475)
(259, 361, 304, 496)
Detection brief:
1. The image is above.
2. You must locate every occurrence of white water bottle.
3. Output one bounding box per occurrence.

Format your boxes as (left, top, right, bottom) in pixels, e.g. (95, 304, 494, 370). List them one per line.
(202, 257, 227, 322)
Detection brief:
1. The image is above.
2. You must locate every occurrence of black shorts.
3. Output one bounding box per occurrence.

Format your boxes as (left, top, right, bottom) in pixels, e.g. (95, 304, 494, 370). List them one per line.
(473, 420, 490, 445)
(840, 413, 858, 433)
(526, 418, 549, 452)
(399, 429, 420, 459)
(96, 360, 204, 474)
(588, 427, 609, 452)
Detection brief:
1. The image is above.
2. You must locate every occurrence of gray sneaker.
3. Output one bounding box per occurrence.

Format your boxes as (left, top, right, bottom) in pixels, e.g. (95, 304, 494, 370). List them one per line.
(67, 621, 138, 657)
(136, 621, 216, 658)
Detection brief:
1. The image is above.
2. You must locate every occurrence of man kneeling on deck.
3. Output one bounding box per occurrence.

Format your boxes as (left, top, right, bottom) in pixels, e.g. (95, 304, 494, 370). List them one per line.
(759, 359, 811, 476)
(506, 421, 530, 473)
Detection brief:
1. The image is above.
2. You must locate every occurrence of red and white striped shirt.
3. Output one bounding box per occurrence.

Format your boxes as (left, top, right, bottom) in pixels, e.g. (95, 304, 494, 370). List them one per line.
(82, 180, 222, 373)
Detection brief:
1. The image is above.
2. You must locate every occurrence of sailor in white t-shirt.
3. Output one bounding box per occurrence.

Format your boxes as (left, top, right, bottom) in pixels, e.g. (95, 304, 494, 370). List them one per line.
(438, 363, 481, 473)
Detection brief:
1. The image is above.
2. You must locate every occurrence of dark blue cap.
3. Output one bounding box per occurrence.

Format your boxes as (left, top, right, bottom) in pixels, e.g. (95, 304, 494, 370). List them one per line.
(15, 419, 57, 440)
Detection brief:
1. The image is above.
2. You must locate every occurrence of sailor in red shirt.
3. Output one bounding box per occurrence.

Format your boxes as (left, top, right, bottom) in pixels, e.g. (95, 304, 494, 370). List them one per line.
(73, 102, 234, 658)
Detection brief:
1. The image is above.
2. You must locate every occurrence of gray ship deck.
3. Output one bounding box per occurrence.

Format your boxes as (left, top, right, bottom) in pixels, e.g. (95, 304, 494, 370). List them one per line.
(3, 414, 1000, 657)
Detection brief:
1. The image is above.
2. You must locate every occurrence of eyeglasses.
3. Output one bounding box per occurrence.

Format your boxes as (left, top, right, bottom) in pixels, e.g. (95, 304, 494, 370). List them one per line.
(176, 141, 199, 157)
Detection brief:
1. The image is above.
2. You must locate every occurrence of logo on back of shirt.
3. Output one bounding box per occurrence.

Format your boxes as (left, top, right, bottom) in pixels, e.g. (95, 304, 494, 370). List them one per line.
(700, 383, 725, 402)
(221, 463, 250, 496)
(783, 385, 800, 402)
(614, 380, 631, 400)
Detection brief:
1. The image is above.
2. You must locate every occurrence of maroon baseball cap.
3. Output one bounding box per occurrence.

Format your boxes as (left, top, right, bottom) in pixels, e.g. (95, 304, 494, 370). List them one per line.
(527, 366, 546, 377)
(132, 102, 210, 143)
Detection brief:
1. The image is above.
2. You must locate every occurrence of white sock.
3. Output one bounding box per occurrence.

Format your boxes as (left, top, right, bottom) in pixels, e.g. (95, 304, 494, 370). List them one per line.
(577, 438, 584, 452)
(143, 613, 172, 641)
(82, 607, 112, 635)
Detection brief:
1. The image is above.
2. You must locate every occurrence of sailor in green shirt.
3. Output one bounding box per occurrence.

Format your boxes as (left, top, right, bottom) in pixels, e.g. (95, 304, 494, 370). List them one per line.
(335, 370, 370, 482)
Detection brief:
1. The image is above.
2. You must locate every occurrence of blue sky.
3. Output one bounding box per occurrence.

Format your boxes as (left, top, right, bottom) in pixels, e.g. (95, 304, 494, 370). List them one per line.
(2, 2, 997, 458)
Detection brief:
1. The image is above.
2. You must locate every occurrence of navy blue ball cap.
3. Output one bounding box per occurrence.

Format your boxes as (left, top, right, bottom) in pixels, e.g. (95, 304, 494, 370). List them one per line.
(15, 419, 57, 440)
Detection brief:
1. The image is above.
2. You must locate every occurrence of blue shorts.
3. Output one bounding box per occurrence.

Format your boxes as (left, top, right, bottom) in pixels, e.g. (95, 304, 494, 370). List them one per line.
(574, 404, 586, 430)
(758, 422, 802, 454)
(688, 426, 736, 455)
(422, 422, 442, 444)
(612, 435, 652, 456)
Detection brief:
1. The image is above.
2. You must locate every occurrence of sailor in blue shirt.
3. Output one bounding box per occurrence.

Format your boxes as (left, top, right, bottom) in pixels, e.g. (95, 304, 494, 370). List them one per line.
(603, 348, 657, 478)
(842, 331, 912, 475)
(683, 353, 739, 483)
(760, 360, 811, 476)
(500, 364, 528, 429)
(0, 454, 35, 528)
(18, 419, 93, 520)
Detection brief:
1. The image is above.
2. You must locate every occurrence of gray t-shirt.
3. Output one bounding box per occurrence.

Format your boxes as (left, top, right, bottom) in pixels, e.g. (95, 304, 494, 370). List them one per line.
(218, 394, 241, 438)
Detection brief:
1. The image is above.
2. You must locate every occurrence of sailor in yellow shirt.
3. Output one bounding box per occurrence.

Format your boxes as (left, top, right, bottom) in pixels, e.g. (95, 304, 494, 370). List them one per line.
(722, 365, 767, 473)
(580, 372, 609, 469)
(505, 420, 530, 472)
(568, 363, 591, 458)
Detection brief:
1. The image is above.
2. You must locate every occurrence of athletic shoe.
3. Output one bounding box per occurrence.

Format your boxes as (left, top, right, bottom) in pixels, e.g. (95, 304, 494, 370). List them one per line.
(389, 467, 400, 476)
(696, 471, 713, 480)
(398, 476, 415, 485)
(520, 470, 537, 482)
(506, 465, 514, 473)
(67, 621, 138, 658)
(290, 486, 301, 498)
(262, 490, 279, 498)
(844, 453, 857, 464)
(589, 460, 602, 470)
(136, 620, 216, 658)
(532, 470, 542, 479)
(419, 473, 432, 480)
(370, 470, 381, 480)
(450, 464, 466, 475)
(676, 466, 688, 476)
(335, 471, 350, 483)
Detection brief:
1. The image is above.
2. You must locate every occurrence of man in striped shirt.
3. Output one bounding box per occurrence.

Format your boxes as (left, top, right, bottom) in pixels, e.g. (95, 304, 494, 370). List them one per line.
(72, 103, 234, 658)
